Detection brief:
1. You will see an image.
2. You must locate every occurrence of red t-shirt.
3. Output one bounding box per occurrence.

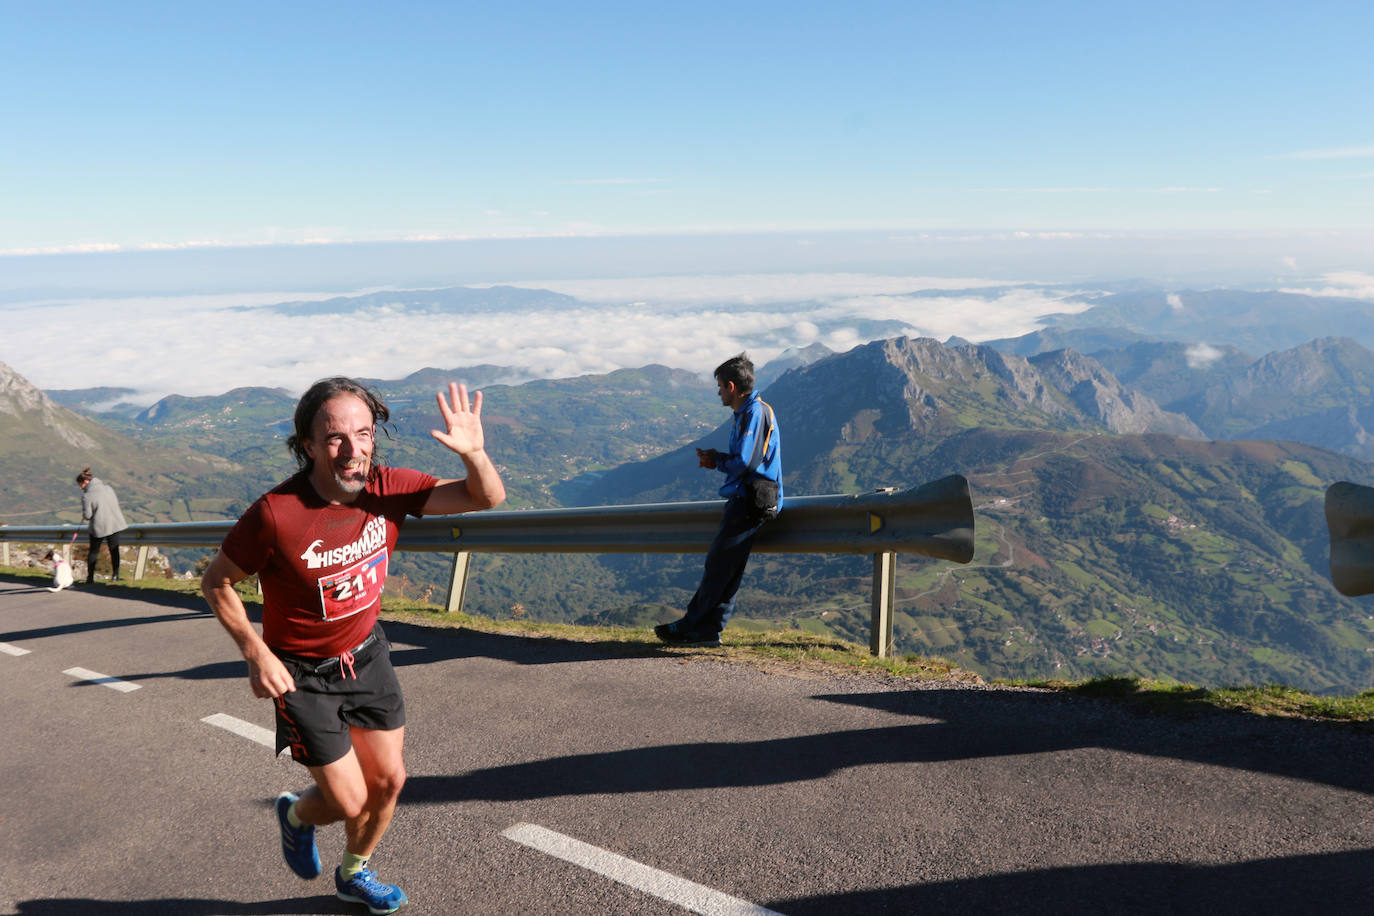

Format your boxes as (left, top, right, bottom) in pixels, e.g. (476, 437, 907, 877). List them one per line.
(221, 466, 437, 657)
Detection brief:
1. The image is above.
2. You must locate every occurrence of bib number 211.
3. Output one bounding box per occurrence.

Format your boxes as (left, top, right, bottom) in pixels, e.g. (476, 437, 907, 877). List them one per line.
(317, 550, 388, 621)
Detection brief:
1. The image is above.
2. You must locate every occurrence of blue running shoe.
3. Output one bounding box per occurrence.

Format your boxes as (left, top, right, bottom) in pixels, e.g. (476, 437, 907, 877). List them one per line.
(335, 867, 408, 914)
(275, 791, 321, 880)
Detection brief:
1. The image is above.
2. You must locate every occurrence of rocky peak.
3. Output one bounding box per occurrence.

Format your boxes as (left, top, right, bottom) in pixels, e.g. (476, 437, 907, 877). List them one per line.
(763, 336, 1204, 448)
(1029, 349, 1204, 437)
(0, 360, 49, 415)
(0, 361, 100, 449)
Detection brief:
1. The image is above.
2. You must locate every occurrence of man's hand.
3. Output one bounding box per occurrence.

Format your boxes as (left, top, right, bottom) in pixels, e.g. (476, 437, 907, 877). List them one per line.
(697, 448, 718, 469)
(247, 650, 295, 699)
(432, 382, 486, 457)
(420, 382, 507, 515)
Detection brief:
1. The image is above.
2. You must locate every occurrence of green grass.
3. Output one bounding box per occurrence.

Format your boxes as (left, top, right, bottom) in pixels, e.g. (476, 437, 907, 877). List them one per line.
(1025, 675, 1374, 726)
(3, 562, 1370, 728)
(1280, 460, 1323, 488)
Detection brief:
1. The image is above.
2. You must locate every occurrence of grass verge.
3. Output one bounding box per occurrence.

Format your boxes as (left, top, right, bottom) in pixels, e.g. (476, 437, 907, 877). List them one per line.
(4, 564, 1370, 729)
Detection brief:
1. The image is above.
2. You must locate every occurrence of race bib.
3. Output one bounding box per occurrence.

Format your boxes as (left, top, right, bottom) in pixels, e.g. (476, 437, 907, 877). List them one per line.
(316, 549, 388, 621)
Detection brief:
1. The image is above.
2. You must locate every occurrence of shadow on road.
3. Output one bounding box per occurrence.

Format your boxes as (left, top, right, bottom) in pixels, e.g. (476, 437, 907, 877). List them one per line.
(0, 574, 212, 612)
(12, 850, 1374, 916)
(766, 848, 1374, 915)
(0, 584, 64, 595)
(406, 685, 1374, 807)
(817, 689, 1374, 794)
(383, 618, 676, 669)
(0, 609, 210, 644)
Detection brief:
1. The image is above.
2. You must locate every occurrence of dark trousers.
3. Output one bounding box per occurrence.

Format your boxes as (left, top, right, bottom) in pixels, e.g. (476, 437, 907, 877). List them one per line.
(681, 496, 766, 635)
(87, 530, 121, 582)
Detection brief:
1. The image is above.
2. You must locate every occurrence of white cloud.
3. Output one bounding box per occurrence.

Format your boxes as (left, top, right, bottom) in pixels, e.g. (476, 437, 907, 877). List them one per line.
(1185, 343, 1223, 368)
(0, 275, 1094, 403)
(1167, 293, 1184, 311)
(1279, 270, 1374, 300)
(0, 242, 124, 256)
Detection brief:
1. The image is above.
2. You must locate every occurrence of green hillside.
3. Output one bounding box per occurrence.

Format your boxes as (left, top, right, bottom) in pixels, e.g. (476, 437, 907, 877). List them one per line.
(0, 362, 248, 525)
(896, 431, 1372, 692)
(567, 429, 1374, 694)
(15, 345, 1374, 692)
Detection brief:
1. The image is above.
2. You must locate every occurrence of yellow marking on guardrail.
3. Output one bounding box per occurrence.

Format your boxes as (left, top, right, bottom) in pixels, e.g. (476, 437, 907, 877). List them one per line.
(869, 513, 884, 534)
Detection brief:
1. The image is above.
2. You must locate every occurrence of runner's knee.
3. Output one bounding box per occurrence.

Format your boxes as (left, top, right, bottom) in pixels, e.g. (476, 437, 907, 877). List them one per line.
(367, 762, 406, 803)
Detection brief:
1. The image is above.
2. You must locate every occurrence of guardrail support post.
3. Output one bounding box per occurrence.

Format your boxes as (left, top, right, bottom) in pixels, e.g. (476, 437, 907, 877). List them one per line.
(871, 551, 896, 657)
(134, 546, 149, 581)
(445, 551, 471, 613)
(1, 543, 8, 567)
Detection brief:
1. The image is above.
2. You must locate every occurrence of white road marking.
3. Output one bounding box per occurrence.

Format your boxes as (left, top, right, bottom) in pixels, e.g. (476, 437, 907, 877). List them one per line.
(63, 667, 140, 692)
(502, 822, 786, 916)
(0, 642, 31, 656)
(201, 713, 275, 748)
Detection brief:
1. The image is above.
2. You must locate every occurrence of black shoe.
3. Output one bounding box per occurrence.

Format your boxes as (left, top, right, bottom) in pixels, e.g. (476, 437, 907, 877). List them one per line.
(654, 622, 721, 648)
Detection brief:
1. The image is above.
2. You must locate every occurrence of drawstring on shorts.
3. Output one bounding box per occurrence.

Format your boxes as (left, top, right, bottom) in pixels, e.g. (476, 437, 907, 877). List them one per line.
(275, 631, 377, 678)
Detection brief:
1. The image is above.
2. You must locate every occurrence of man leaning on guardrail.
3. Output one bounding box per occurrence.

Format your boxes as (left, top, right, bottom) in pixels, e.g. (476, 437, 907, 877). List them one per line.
(200, 376, 505, 915)
(655, 352, 783, 648)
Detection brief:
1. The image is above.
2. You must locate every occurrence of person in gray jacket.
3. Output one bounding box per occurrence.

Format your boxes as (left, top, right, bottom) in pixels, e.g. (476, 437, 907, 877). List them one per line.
(76, 468, 128, 584)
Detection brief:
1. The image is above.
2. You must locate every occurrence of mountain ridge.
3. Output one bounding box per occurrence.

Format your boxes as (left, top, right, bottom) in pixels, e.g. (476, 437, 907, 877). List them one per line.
(8, 335, 1374, 691)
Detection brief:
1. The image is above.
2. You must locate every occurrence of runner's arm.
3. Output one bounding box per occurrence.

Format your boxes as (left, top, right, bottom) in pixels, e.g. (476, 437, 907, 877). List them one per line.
(201, 550, 295, 698)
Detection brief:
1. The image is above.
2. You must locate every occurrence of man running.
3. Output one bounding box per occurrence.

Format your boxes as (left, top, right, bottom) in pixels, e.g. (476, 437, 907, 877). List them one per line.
(202, 377, 504, 914)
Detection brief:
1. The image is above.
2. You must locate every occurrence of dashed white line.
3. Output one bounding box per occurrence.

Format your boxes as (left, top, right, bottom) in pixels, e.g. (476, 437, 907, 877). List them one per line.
(201, 713, 276, 748)
(502, 822, 786, 916)
(63, 666, 140, 692)
(0, 642, 31, 656)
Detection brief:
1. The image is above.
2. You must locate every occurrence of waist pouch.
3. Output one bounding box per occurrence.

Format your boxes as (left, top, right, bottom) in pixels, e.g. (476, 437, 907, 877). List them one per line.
(743, 476, 780, 523)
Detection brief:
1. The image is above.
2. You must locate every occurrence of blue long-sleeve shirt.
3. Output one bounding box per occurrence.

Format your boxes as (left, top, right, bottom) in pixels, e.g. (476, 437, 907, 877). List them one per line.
(716, 392, 784, 510)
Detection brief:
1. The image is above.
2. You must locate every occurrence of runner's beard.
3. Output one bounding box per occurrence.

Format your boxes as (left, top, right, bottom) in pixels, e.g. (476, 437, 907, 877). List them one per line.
(333, 458, 370, 494)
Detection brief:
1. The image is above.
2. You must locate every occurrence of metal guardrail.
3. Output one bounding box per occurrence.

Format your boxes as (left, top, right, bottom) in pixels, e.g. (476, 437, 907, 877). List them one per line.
(1326, 481, 1374, 597)
(1, 475, 975, 656)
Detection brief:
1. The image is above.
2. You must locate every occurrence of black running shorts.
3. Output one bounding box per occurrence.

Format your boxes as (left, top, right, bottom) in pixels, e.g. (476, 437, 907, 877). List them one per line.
(271, 624, 406, 767)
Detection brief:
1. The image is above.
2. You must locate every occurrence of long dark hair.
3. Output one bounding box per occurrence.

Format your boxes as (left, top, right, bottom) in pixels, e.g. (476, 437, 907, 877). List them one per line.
(286, 377, 392, 471)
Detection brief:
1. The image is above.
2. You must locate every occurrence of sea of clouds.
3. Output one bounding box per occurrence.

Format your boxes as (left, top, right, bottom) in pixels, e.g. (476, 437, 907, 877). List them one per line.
(6, 268, 1372, 405)
(1, 273, 1101, 404)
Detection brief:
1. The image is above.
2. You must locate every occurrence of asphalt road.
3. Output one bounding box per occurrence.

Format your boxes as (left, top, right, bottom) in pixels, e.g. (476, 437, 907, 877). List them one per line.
(2, 577, 1372, 915)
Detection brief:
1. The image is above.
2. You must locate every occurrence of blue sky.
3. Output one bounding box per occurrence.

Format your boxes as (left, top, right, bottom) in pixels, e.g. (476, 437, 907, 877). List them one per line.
(5, 0, 1372, 257)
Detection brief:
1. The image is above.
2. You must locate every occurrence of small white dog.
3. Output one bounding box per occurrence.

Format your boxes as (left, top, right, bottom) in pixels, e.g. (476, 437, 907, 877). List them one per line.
(45, 549, 74, 592)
